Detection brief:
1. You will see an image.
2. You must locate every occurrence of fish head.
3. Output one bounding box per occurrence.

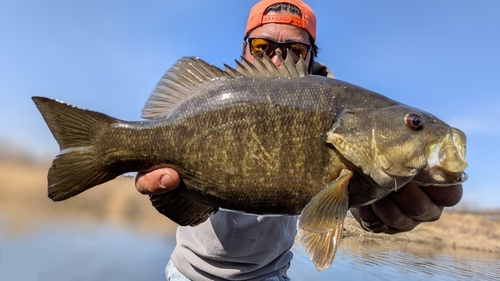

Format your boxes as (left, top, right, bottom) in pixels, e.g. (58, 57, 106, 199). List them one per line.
(411, 126, 468, 186)
(327, 104, 467, 190)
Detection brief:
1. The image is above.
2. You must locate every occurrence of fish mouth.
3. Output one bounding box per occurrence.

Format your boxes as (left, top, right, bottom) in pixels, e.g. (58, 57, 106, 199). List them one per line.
(413, 128, 468, 186)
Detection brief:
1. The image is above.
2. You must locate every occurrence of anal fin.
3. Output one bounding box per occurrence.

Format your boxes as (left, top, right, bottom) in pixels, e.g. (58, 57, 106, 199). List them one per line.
(298, 169, 352, 271)
(150, 181, 218, 226)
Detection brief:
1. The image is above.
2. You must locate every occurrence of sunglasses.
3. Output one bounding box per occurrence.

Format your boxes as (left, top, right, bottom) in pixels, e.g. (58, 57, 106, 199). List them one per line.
(246, 37, 311, 60)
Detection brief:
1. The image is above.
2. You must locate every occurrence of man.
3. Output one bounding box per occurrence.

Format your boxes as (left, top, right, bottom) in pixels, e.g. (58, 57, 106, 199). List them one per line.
(136, 1, 463, 280)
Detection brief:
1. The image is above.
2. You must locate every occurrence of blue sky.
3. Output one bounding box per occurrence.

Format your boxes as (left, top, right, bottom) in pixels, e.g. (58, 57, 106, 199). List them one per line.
(1, 0, 499, 208)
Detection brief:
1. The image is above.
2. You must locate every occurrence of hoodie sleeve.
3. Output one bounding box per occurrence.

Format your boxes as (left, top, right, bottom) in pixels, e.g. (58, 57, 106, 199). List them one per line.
(312, 61, 335, 78)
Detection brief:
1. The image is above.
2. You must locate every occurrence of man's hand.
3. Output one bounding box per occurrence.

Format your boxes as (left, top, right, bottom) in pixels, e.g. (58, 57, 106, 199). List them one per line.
(135, 168, 181, 194)
(350, 183, 463, 234)
(135, 168, 209, 225)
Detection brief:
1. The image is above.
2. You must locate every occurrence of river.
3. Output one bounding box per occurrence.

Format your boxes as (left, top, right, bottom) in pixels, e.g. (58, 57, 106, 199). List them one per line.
(1, 220, 498, 281)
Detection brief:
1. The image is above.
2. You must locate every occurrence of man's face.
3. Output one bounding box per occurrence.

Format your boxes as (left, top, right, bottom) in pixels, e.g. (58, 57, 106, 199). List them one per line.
(244, 19, 312, 68)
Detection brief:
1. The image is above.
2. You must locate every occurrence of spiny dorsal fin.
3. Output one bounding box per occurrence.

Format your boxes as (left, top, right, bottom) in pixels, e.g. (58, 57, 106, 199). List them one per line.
(224, 50, 308, 79)
(141, 57, 230, 119)
(142, 51, 308, 120)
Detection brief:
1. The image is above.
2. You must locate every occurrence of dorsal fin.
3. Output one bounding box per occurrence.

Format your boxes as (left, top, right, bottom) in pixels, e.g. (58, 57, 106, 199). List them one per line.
(141, 51, 308, 119)
(141, 57, 230, 119)
(224, 50, 308, 78)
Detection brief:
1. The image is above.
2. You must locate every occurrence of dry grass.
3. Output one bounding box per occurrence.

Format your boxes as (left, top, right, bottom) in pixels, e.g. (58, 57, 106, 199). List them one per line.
(0, 159, 177, 237)
(342, 212, 500, 256)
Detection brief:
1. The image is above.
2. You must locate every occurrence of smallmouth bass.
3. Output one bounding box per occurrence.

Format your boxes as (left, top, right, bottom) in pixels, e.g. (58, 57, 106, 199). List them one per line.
(33, 54, 467, 271)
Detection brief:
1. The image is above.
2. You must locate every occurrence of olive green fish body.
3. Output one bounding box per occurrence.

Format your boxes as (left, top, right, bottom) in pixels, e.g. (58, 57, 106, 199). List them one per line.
(33, 54, 468, 271)
(115, 76, 397, 214)
(166, 78, 343, 214)
(39, 76, 376, 213)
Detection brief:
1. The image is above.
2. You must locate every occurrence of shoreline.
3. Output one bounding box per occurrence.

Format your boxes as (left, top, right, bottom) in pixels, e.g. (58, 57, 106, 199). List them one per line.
(342, 212, 500, 255)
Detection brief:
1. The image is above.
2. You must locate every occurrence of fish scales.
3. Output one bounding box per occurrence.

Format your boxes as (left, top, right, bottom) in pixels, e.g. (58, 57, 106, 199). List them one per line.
(33, 54, 468, 271)
(99, 76, 386, 214)
(171, 78, 338, 214)
(97, 77, 343, 214)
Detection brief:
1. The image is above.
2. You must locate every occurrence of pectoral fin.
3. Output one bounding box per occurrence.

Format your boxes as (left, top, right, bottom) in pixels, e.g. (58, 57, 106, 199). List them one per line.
(297, 169, 352, 271)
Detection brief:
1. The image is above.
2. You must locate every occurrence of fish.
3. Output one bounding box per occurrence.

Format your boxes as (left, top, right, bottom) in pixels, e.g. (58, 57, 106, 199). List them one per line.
(32, 53, 468, 271)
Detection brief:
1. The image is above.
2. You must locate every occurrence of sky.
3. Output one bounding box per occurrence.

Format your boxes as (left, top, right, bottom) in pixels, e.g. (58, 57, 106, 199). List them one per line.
(1, 0, 499, 208)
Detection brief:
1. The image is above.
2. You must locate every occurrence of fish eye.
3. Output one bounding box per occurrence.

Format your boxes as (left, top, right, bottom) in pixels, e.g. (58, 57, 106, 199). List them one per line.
(404, 112, 425, 130)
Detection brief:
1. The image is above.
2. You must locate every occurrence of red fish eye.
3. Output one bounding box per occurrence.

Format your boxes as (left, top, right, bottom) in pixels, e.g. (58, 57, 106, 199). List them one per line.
(404, 112, 425, 130)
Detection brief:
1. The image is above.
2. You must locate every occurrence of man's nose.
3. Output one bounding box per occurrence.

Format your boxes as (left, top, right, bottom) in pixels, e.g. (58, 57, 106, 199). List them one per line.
(271, 47, 283, 67)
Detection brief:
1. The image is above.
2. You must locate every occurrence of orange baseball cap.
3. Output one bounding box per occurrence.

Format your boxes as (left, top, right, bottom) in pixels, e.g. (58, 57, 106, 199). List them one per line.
(245, 0, 317, 42)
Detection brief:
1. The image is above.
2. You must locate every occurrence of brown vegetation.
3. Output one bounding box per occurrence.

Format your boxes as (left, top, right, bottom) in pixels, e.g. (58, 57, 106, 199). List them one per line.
(0, 159, 177, 237)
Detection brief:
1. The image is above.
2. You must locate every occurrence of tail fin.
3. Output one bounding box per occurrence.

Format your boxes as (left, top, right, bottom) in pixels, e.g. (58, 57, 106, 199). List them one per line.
(32, 96, 121, 201)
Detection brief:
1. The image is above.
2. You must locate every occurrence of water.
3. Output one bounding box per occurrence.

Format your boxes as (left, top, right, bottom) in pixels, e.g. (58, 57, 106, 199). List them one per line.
(1, 221, 499, 281)
(290, 238, 500, 281)
(0, 222, 175, 281)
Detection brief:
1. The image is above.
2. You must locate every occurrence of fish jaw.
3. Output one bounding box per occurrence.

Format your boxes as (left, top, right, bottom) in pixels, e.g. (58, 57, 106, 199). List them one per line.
(413, 127, 468, 186)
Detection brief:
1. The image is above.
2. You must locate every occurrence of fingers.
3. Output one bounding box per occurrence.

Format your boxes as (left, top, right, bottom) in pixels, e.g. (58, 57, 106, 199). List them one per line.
(134, 168, 213, 225)
(135, 168, 181, 195)
(351, 183, 461, 234)
(371, 195, 422, 233)
(389, 183, 443, 222)
(350, 205, 378, 223)
(351, 199, 419, 234)
(420, 184, 463, 207)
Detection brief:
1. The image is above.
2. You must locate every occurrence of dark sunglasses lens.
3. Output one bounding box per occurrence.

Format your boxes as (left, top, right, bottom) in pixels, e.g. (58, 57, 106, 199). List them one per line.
(249, 38, 310, 59)
(288, 43, 309, 58)
(249, 38, 276, 57)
